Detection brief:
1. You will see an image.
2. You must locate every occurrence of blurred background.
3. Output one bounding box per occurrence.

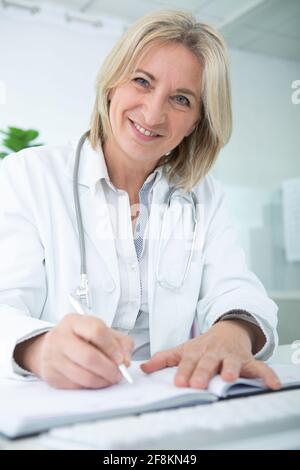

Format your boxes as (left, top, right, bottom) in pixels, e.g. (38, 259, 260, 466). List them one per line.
(0, 0, 299, 344)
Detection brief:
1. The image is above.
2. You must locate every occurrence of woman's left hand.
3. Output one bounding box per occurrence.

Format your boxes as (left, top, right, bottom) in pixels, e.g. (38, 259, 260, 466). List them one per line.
(140, 319, 281, 390)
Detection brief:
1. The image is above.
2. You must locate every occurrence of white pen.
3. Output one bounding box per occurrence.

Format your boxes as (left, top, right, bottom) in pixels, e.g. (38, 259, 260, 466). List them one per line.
(68, 293, 133, 384)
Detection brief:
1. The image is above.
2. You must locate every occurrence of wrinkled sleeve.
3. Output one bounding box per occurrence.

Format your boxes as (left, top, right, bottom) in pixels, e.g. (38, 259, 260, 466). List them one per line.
(196, 177, 278, 361)
(0, 155, 54, 379)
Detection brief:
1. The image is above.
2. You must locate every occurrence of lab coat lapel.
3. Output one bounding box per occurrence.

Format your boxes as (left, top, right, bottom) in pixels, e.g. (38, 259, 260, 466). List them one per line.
(147, 175, 171, 352)
(80, 186, 119, 289)
(66, 137, 119, 302)
(148, 175, 197, 354)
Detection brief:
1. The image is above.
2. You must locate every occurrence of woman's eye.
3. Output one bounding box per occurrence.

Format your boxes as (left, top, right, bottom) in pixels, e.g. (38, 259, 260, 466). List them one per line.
(174, 95, 190, 107)
(133, 79, 190, 107)
(133, 77, 149, 87)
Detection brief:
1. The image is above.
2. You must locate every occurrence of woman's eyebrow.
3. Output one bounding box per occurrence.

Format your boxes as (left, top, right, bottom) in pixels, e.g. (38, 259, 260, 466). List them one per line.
(134, 68, 198, 100)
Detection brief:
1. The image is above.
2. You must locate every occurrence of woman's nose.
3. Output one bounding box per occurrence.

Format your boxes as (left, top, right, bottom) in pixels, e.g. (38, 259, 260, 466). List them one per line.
(141, 93, 167, 130)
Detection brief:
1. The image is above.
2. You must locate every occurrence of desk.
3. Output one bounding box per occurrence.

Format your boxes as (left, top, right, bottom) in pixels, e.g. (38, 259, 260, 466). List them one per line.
(0, 344, 298, 450)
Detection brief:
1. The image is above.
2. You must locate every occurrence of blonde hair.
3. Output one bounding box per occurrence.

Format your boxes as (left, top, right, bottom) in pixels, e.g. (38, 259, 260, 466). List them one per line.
(89, 10, 232, 192)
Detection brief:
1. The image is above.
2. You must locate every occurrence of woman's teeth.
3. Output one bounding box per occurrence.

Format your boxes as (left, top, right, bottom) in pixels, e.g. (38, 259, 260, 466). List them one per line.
(133, 121, 159, 137)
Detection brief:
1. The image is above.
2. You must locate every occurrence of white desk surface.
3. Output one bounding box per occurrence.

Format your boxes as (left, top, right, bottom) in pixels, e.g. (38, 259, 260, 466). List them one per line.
(0, 344, 297, 450)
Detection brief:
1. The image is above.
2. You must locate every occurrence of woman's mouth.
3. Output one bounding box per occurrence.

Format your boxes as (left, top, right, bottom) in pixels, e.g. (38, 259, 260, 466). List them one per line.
(129, 119, 162, 142)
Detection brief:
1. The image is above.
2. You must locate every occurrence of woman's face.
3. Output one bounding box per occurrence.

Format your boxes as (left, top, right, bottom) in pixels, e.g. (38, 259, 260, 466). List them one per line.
(106, 42, 202, 168)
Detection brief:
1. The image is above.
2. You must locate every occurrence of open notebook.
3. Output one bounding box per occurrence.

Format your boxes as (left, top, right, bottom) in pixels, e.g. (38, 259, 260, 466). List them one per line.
(0, 362, 299, 438)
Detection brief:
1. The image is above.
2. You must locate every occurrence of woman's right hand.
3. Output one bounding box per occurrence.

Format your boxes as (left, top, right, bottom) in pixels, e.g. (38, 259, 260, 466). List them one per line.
(13, 313, 134, 389)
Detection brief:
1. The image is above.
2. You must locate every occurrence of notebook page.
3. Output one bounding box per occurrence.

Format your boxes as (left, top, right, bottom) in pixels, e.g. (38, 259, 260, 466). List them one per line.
(0, 362, 214, 437)
(208, 363, 300, 398)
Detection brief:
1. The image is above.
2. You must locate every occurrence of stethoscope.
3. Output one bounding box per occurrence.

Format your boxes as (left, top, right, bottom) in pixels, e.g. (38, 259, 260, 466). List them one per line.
(73, 131, 198, 309)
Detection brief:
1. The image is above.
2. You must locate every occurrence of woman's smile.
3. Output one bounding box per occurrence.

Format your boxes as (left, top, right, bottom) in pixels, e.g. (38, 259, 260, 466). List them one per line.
(128, 118, 162, 143)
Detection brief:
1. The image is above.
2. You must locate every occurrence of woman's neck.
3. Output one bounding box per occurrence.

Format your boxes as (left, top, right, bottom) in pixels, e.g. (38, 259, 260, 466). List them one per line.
(103, 139, 158, 200)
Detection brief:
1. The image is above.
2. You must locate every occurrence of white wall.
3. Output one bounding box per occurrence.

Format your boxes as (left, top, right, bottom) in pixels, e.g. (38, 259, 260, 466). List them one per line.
(212, 49, 300, 294)
(0, 12, 123, 145)
(213, 48, 300, 192)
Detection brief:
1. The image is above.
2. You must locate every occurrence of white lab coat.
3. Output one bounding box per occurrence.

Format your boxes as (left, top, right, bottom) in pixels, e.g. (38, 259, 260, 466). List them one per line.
(0, 137, 278, 377)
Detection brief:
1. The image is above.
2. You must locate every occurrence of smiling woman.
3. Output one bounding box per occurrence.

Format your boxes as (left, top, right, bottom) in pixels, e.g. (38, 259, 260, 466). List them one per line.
(90, 10, 232, 194)
(0, 10, 280, 393)
(102, 41, 203, 199)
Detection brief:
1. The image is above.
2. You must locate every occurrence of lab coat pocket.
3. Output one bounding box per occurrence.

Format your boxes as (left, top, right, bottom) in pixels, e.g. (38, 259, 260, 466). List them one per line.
(156, 199, 202, 290)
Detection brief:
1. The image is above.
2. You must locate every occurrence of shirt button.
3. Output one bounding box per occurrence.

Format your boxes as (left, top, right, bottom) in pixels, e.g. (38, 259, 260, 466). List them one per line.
(130, 264, 137, 271)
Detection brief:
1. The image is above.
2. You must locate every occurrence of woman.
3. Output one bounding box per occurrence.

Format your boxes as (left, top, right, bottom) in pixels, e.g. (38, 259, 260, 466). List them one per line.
(0, 10, 280, 391)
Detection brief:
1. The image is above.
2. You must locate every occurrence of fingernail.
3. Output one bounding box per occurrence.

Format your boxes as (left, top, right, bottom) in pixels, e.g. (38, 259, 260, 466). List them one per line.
(123, 349, 131, 361)
(125, 351, 131, 364)
(114, 351, 124, 364)
(175, 374, 187, 386)
(273, 380, 282, 389)
(224, 370, 236, 380)
(191, 377, 206, 388)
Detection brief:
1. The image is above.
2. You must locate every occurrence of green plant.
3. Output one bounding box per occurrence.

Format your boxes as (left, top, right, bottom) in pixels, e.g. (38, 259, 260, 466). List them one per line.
(0, 127, 43, 159)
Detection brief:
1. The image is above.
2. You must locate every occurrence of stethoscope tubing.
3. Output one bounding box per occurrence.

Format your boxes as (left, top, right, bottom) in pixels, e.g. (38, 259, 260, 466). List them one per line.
(73, 132, 198, 307)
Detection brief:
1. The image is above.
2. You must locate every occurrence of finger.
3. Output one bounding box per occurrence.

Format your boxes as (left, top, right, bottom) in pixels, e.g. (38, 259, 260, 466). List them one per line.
(62, 334, 122, 385)
(111, 330, 135, 366)
(242, 360, 282, 390)
(174, 355, 198, 387)
(189, 354, 221, 389)
(72, 316, 125, 365)
(52, 355, 115, 389)
(220, 356, 242, 382)
(140, 348, 182, 374)
(42, 367, 81, 390)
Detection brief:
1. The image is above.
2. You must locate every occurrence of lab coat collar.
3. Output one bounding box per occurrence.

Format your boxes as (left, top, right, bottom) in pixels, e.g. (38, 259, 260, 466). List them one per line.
(66, 135, 165, 193)
(66, 136, 109, 190)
